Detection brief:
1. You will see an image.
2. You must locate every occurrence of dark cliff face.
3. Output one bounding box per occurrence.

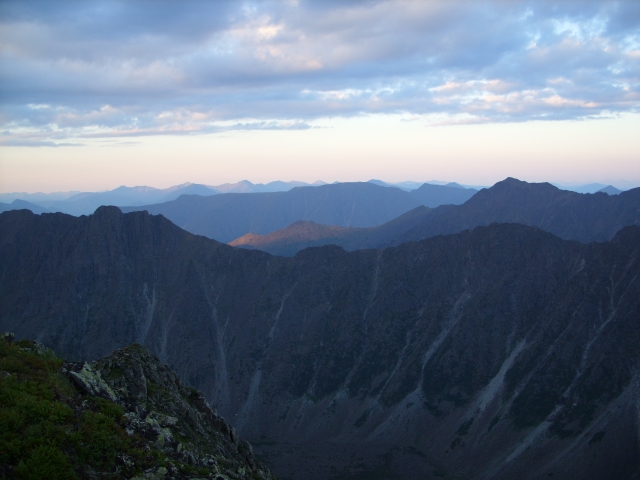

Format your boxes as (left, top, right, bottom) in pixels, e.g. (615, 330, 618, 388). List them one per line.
(1, 207, 640, 479)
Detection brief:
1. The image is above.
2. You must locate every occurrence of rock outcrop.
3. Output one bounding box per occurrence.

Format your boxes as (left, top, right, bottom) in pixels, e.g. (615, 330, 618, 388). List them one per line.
(62, 343, 274, 479)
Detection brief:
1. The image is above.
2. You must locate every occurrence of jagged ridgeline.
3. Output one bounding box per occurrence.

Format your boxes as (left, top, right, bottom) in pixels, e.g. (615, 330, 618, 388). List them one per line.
(0, 334, 277, 480)
(1, 207, 640, 479)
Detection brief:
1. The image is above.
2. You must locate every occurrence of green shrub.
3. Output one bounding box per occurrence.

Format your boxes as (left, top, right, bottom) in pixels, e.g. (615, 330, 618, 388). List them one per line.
(14, 444, 77, 480)
(0, 339, 142, 477)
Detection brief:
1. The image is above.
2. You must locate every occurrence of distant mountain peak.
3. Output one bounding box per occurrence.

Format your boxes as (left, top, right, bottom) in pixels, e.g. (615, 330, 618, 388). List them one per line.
(598, 185, 622, 195)
(229, 232, 265, 247)
(0, 199, 50, 215)
(92, 205, 124, 219)
(499, 177, 528, 185)
(493, 177, 558, 191)
(367, 179, 391, 187)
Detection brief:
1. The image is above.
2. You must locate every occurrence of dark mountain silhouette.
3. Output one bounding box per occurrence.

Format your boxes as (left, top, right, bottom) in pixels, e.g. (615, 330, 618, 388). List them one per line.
(0, 199, 50, 215)
(228, 178, 640, 256)
(395, 177, 640, 245)
(1, 207, 639, 480)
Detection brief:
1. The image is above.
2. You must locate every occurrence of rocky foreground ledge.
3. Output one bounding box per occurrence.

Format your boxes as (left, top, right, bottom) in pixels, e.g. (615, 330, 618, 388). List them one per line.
(0, 333, 277, 480)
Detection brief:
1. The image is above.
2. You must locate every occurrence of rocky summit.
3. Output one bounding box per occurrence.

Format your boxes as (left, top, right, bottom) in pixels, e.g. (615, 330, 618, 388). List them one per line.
(0, 334, 276, 480)
(1, 207, 640, 479)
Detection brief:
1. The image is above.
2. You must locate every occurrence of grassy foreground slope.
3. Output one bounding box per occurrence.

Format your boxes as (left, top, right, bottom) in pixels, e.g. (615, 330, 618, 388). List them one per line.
(0, 335, 276, 480)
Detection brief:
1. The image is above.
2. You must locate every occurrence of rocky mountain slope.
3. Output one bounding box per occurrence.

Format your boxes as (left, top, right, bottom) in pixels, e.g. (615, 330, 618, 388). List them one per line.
(0, 335, 276, 479)
(1, 207, 639, 479)
(230, 178, 640, 256)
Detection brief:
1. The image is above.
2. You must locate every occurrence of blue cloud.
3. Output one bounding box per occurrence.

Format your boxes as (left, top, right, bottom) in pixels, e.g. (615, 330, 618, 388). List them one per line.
(0, 0, 638, 143)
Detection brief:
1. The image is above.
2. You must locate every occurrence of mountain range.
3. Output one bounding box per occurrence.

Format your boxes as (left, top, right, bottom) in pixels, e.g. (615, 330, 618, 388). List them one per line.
(1, 179, 625, 224)
(123, 182, 477, 243)
(231, 178, 640, 256)
(0, 180, 478, 218)
(0, 180, 325, 216)
(1, 206, 639, 479)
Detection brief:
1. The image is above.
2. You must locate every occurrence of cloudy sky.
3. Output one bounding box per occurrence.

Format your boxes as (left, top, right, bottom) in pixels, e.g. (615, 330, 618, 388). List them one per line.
(1, 0, 639, 192)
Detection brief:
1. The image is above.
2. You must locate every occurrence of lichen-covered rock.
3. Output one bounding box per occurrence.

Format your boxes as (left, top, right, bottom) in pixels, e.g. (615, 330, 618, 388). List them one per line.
(62, 343, 276, 480)
(66, 362, 118, 401)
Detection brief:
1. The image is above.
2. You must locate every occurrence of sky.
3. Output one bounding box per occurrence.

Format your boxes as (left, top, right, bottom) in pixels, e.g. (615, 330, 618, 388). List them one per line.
(0, 0, 639, 193)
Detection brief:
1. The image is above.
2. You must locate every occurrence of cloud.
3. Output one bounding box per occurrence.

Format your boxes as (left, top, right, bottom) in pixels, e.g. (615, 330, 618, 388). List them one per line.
(73, 119, 315, 138)
(1, 0, 638, 144)
(0, 139, 82, 147)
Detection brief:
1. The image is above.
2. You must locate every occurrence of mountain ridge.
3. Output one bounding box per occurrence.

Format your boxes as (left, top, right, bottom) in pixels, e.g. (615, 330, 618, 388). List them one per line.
(395, 177, 640, 245)
(1, 207, 639, 479)
(123, 182, 428, 243)
(123, 181, 480, 244)
(229, 178, 640, 256)
(0, 180, 326, 216)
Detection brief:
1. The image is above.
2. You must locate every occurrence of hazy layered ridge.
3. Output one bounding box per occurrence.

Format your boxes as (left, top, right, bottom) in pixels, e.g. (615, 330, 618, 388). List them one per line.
(123, 182, 429, 243)
(0, 180, 326, 217)
(1, 207, 639, 479)
(0, 181, 474, 220)
(0, 199, 50, 215)
(229, 206, 432, 257)
(229, 178, 640, 256)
